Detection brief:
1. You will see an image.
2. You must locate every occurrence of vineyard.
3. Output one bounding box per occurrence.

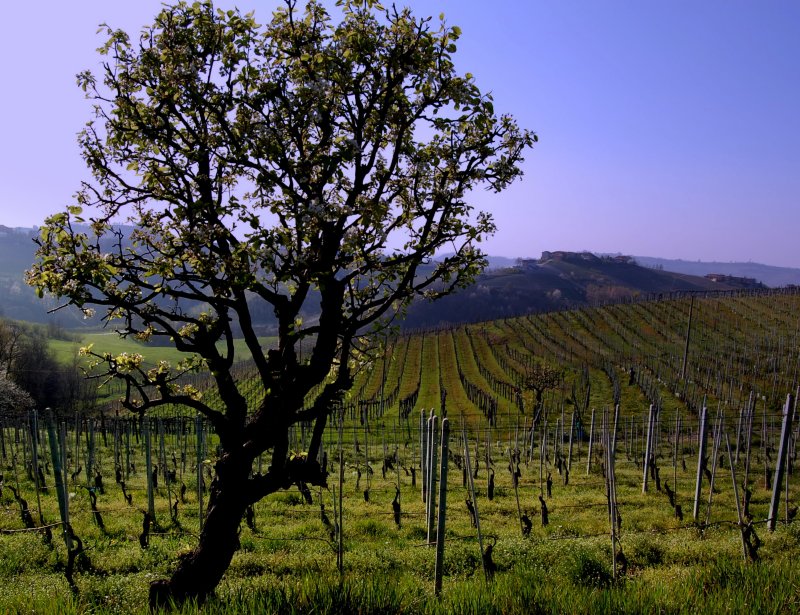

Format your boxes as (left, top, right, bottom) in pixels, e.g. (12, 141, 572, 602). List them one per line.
(2, 289, 800, 613)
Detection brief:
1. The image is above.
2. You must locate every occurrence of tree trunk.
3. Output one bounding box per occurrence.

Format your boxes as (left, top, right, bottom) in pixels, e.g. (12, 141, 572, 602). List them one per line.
(149, 453, 251, 609)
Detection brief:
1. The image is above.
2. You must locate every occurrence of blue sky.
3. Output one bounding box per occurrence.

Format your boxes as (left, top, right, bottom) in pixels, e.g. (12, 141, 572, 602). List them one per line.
(1, 1, 798, 266)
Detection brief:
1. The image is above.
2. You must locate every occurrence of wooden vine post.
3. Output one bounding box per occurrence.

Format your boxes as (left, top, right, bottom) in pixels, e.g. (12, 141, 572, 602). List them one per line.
(60, 423, 71, 535)
(681, 294, 695, 382)
(46, 409, 71, 552)
(539, 421, 546, 495)
(434, 418, 450, 596)
(420, 410, 428, 504)
(125, 422, 131, 481)
(673, 411, 680, 499)
(703, 409, 724, 529)
(337, 412, 344, 574)
(586, 408, 595, 475)
(462, 422, 488, 582)
(742, 393, 755, 505)
(159, 419, 173, 517)
(86, 419, 96, 488)
(144, 417, 155, 522)
(724, 432, 749, 561)
(768, 392, 796, 531)
(29, 409, 45, 525)
(511, 446, 524, 535)
(567, 411, 575, 472)
(642, 404, 655, 493)
(195, 414, 204, 531)
(605, 409, 620, 579)
(693, 403, 709, 522)
(73, 413, 81, 479)
(735, 395, 748, 464)
(426, 414, 439, 544)
(113, 420, 120, 475)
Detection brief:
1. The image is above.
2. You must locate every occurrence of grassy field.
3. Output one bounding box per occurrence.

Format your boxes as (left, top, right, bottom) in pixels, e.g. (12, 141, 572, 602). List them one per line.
(48, 333, 277, 409)
(4, 290, 800, 613)
(1, 407, 798, 614)
(50, 334, 278, 369)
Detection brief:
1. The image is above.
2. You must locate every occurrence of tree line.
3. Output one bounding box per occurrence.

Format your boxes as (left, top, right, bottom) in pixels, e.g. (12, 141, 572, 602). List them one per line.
(0, 318, 97, 416)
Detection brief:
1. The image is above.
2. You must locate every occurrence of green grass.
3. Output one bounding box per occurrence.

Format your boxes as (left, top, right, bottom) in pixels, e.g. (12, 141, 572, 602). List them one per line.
(2, 401, 799, 614)
(50, 333, 277, 369)
(6, 291, 800, 612)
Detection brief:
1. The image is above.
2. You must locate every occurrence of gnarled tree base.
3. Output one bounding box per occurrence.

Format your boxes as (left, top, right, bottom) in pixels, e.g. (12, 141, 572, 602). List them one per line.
(148, 457, 326, 611)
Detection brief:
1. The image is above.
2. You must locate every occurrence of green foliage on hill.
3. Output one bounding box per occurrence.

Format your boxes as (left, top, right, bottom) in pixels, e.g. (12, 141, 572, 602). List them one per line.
(402, 252, 767, 328)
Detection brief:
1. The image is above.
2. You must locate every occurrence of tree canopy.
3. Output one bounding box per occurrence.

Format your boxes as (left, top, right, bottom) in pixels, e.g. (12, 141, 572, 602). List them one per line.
(27, 0, 534, 605)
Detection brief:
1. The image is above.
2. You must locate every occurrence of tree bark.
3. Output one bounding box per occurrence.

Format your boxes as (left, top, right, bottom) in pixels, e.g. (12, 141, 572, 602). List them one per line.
(147, 434, 324, 610)
(149, 453, 252, 609)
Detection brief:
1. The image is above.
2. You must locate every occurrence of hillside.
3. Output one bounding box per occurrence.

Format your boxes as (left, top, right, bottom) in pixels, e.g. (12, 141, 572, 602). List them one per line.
(0, 226, 66, 324)
(0, 225, 771, 330)
(401, 251, 763, 328)
(632, 255, 800, 287)
(0, 225, 146, 327)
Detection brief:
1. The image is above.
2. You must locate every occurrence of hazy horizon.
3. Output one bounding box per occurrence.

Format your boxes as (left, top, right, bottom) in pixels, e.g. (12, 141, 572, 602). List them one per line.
(5, 218, 798, 272)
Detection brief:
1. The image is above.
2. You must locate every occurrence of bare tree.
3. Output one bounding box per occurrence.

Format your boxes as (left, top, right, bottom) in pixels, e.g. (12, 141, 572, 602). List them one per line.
(524, 361, 563, 426)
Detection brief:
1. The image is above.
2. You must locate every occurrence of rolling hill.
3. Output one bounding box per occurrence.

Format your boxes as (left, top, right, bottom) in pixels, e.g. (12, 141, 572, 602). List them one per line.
(401, 251, 765, 328)
(0, 225, 774, 330)
(632, 255, 800, 287)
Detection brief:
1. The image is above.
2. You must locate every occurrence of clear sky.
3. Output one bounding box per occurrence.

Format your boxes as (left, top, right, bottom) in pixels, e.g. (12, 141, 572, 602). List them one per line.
(2, 1, 799, 266)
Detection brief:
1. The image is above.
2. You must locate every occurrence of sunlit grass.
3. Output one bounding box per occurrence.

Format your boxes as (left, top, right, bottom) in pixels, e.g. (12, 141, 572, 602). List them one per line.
(50, 333, 277, 368)
(9, 292, 800, 612)
(2, 414, 799, 614)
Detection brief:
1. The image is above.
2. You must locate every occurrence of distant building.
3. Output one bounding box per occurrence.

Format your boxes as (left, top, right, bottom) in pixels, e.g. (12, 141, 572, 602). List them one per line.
(610, 255, 633, 264)
(705, 273, 763, 288)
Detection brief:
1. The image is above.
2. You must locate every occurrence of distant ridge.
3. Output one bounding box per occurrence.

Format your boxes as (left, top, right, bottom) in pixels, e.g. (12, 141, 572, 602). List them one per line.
(483, 255, 519, 270)
(631, 256, 800, 288)
(0, 226, 790, 331)
(402, 251, 767, 328)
